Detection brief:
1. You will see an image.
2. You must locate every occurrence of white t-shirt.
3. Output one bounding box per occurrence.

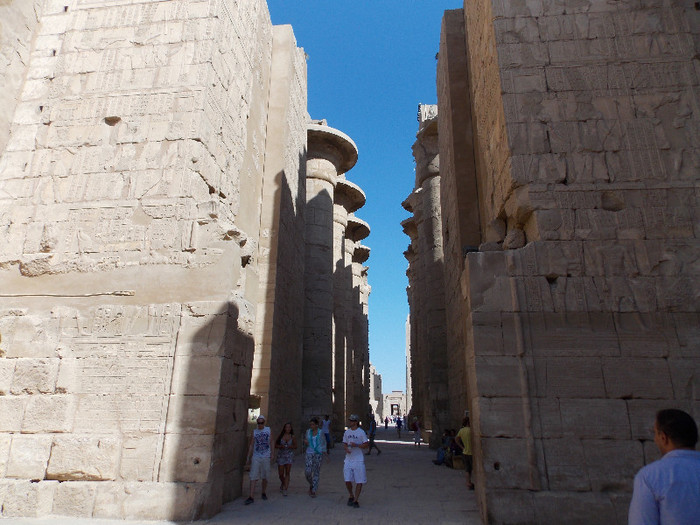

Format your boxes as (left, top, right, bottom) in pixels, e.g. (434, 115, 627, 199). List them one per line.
(343, 427, 368, 463)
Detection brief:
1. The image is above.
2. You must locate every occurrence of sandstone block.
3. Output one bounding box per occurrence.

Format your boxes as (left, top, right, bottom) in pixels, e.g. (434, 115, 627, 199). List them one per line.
(583, 439, 644, 492)
(481, 437, 537, 490)
(164, 394, 218, 434)
(474, 356, 525, 398)
(10, 358, 59, 394)
(22, 394, 75, 433)
(513, 277, 555, 312)
(484, 489, 536, 524)
(533, 492, 617, 525)
(55, 357, 79, 393)
(539, 357, 606, 398)
(52, 481, 96, 517)
(93, 481, 204, 521)
(614, 312, 676, 357)
(6, 434, 52, 480)
(603, 357, 673, 399)
(494, 16, 540, 44)
(466, 271, 514, 313)
(120, 434, 160, 482)
(0, 359, 15, 395)
(532, 398, 562, 438)
(471, 312, 511, 356)
(159, 433, 214, 483)
(0, 434, 11, 477)
(170, 355, 223, 397)
(558, 398, 630, 439)
(667, 358, 700, 402)
(0, 396, 26, 432)
(46, 436, 120, 481)
(175, 314, 227, 357)
(476, 397, 526, 438)
(542, 438, 590, 491)
(526, 312, 619, 357)
(0, 479, 56, 517)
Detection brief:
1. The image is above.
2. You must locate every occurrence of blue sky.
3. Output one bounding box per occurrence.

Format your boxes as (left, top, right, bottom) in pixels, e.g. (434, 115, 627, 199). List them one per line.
(267, 2, 458, 393)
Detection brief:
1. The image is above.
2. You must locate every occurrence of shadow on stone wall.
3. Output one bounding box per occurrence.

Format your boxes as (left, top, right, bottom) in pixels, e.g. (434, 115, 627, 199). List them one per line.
(162, 300, 254, 521)
(264, 158, 306, 436)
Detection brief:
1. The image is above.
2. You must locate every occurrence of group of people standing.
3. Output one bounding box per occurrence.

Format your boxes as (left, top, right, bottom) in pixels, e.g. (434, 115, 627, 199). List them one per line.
(244, 413, 371, 508)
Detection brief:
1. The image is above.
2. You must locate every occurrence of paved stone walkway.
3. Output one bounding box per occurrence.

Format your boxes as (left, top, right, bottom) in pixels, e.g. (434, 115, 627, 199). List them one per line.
(9, 426, 481, 525)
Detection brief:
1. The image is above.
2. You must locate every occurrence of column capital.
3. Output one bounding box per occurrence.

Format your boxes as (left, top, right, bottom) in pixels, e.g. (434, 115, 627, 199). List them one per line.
(308, 121, 358, 175)
(347, 215, 370, 242)
(335, 178, 366, 213)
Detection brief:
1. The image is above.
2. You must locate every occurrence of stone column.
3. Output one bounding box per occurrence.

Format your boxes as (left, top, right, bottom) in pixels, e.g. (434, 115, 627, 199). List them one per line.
(303, 122, 357, 424)
(406, 105, 450, 445)
(401, 215, 423, 420)
(347, 215, 370, 423)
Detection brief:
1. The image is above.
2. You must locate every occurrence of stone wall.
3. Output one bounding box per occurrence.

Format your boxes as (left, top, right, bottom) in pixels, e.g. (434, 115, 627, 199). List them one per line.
(436, 10, 481, 427)
(442, 1, 700, 523)
(0, 0, 308, 519)
(251, 23, 308, 436)
(0, 0, 45, 154)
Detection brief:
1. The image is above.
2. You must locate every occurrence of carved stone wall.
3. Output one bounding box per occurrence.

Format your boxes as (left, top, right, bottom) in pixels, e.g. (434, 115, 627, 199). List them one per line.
(0, 0, 309, 520)
(430, 2, 700, 523)
(0, 0, 45, 155)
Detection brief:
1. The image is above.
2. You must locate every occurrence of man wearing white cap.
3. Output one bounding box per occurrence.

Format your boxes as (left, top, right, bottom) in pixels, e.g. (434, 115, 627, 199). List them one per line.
(343, 414, 369, 508)
(245, 414, 272, 504)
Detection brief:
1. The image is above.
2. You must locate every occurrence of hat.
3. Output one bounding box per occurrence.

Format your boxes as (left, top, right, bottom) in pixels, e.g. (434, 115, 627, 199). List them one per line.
(257, 415, 265, 421)
(348, 414, 359, 421)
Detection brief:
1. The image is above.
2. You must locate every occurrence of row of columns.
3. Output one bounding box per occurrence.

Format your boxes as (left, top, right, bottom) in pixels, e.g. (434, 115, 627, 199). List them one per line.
(303, 121, 371, 434)
(402, 105, 450, 446)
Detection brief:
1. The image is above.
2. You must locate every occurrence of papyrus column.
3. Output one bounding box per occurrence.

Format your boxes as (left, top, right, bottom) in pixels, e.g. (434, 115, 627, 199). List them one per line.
(333, 179, 365, 427)
(347, 216, 370, 423)
(303, 122, 357, 424)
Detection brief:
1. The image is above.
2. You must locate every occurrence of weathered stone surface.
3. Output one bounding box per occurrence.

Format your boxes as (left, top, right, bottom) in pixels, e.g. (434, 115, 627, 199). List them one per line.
(407, 1, 700, 523)
(10, 358, 58, 394)
(159, 433, 214, 483)
(6, 434, 52, 480)
(22, 394, 75, 433)
(0, 0, 367, 519)
(0, 434, 11, 478)
(46, 436, 120, 481)
(52, 481, 97, 517)
(0, 479, 56, 518)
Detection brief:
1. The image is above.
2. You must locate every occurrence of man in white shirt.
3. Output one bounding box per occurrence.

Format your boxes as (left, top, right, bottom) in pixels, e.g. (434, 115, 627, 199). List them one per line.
(629, 408, 700, 524)
(343, 414, 369, 508)
(245, 415, 273, 505)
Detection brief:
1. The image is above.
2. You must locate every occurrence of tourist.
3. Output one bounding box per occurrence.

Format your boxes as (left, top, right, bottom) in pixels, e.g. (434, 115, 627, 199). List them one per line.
(366, 416, 382, 455)
(455, 417, 474, 490)
(245, 415, 272, 504)
(433, 429, 452, 465)
(321, 414, 332, 450)
(344, 414, 369, 508)
(304, 417, 328, 497)
(413, 417, 422, 446)
(274, 422, 297, 496)
(628, 409, 700, 524)
(396, 416, 403, 437)
(384, 416, 389, 430)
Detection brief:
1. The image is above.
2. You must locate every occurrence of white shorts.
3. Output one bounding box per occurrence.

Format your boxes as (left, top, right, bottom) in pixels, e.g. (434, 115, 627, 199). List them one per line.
(343, 461, 367, 484)
(250, 456, 270, 481)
